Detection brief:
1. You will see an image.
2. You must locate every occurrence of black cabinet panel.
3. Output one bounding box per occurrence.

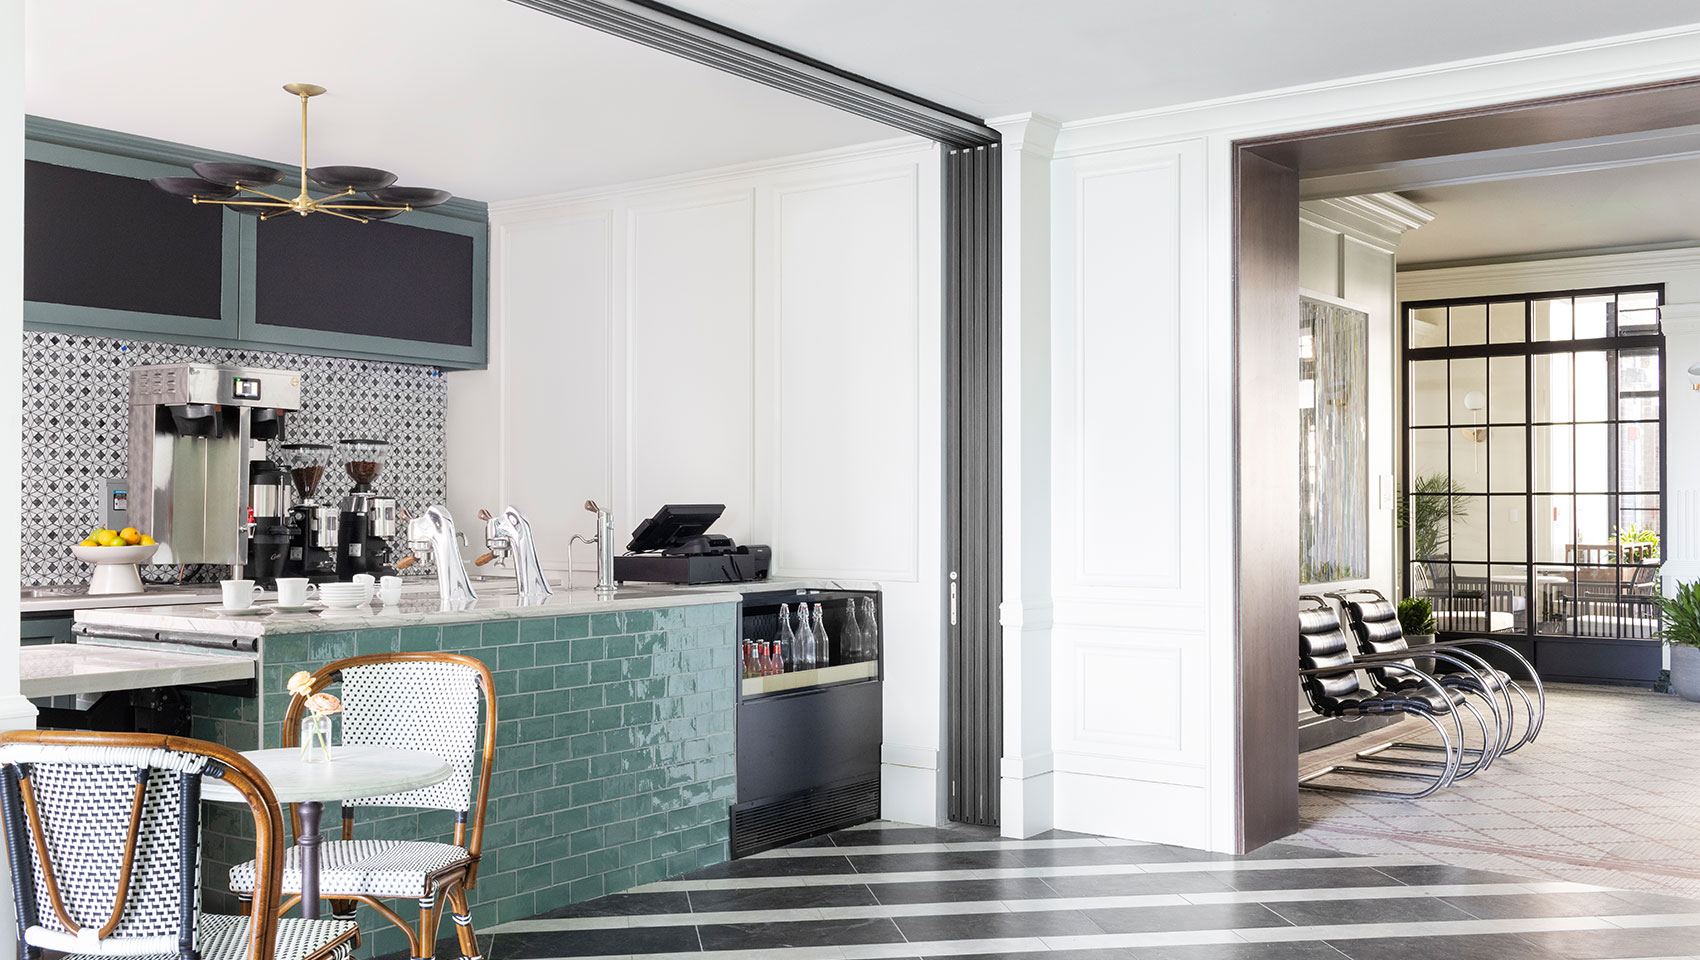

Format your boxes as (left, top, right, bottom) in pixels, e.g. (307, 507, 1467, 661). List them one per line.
(255, 213, 475, 347)
(25, 160, 224, 319)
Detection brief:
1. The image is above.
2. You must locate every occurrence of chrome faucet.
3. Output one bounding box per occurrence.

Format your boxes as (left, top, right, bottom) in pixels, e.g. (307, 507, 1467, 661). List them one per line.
(478, 506, 553, 600)
(402, 505, 478, 607)
(568, 500, 617, 597)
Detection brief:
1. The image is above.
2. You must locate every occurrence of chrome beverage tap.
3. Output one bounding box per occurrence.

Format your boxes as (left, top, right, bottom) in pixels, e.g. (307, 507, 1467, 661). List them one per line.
(568, 500, 617, 597)
(399, 505, 478, 607)
(477, 506, 553, 600)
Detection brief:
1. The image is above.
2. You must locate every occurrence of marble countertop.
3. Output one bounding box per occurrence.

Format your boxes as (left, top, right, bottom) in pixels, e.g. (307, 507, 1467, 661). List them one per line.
(21, 641, 256, 698)
(70, 577, 878, 639)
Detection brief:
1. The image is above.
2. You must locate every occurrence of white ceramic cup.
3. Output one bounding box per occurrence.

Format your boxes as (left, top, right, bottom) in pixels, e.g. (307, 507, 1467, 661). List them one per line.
(275, 578, 318, 607)
(220, 579, 262, 610)
(379, 575, 403, 606)
(352, 573, 376, 603)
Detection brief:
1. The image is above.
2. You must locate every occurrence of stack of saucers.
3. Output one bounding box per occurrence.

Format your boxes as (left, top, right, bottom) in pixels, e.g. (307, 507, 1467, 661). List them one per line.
(318, 582, 370, 609)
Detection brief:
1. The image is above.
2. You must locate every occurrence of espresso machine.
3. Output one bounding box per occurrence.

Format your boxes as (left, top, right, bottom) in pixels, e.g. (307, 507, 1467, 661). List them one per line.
(335, 439, 398, 578)
(127, 364, 302, 576)
(280, 442, 338, 581)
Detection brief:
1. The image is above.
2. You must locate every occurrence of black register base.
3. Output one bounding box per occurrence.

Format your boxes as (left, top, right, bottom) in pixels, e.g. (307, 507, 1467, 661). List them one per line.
(731, 586, 882, 856)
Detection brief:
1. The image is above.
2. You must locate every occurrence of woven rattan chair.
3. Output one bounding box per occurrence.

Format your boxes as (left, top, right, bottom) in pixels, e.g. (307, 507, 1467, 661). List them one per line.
(0, 730, 358, 960)
(229, 654, 495, 960)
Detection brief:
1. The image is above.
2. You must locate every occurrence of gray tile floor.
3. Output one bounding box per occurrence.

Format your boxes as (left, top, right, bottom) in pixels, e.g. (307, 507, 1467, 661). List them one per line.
(1295, 684, 1700, 900)
(478, 821, 1700, 960)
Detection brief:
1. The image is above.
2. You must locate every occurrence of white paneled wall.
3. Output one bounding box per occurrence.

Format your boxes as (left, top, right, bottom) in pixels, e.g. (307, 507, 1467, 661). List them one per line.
(449, 138, 945, 823)
(1048, 138, 1217, 845)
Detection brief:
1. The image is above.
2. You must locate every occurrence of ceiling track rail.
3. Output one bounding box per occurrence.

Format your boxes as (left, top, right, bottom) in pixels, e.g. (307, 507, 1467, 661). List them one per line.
(506, 0, 1000, 148)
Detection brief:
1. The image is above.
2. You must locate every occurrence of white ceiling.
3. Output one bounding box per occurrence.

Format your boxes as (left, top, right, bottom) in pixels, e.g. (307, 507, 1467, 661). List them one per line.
(23, 0, 899, 203)
(666, 0, 1700, 122)
(1396, 157, 1700, 267)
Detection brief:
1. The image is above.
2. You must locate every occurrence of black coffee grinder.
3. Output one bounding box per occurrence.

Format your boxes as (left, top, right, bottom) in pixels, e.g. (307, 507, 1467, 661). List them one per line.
(245, 454, 292, 586)
(335, 439, 398, 579)
(281, 442, 338, 582)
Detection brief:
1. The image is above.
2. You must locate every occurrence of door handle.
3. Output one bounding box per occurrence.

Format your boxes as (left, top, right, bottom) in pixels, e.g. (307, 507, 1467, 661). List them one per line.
(949, 571, 958, 626)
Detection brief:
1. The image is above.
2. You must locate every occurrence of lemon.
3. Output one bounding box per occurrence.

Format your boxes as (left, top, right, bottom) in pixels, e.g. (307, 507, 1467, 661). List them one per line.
(78, 538, 98, 547)
(99, 531, 124, 547)
(119, 527, 141, 545)
(139, 535, 155, 546)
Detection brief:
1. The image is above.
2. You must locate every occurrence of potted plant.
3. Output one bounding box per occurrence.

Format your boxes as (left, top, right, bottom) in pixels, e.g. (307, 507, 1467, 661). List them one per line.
(1656, 580, 1700, 702)
(1397, 596, 1438, 673)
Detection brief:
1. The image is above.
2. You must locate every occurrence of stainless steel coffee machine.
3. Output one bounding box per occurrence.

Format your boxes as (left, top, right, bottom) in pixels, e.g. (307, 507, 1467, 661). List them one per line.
(127, 364, 303, 577)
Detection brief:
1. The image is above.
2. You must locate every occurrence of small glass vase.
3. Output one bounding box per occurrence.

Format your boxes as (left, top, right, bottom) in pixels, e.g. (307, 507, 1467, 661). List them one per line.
(299, 713, 338, 763)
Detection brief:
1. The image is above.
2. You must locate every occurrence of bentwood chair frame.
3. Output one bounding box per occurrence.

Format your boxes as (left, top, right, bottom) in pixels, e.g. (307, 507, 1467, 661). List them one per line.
(1297, 597, 1466, 799)
(0, 730, 358, 960)
(237, 653, 496, 960)
(1333, 588, 1544, 755)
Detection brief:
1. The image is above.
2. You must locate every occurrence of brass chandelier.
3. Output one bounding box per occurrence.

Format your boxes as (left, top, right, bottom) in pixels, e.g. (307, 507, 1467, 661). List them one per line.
(150, 83, 451, 222)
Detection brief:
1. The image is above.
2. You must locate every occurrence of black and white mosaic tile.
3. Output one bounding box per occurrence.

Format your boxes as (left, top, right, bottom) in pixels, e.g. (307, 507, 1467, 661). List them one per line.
(21, 330, 447, 586)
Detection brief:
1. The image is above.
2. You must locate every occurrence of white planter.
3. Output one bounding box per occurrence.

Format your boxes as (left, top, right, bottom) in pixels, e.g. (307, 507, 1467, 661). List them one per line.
(1671, 645, 1700, 702)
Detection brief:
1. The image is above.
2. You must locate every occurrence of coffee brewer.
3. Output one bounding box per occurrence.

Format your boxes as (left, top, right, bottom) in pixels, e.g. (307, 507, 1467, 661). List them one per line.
(127, 364, 302, 578)
(335, 439, 398, 578)
(280, 442, 338, 581)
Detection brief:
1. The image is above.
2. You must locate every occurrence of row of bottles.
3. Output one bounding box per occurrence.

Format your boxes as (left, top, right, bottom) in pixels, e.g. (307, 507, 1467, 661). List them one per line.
(741, 597, 879, 679)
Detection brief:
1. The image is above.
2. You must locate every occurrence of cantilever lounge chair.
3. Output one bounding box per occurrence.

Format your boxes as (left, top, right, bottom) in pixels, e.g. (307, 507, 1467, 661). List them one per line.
(1335, 588, 1544, 756)
(0, 730, 359, 960)
(1297, 596, 1466, 799)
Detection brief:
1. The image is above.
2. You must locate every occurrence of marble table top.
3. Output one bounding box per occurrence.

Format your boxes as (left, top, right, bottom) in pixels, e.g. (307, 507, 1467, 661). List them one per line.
(20, 641, 256, 698)
(201, 746, 453, 805)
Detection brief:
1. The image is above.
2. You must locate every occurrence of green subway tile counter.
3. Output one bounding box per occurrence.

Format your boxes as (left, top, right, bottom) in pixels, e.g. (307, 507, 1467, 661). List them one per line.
(84, 597, 740, 959)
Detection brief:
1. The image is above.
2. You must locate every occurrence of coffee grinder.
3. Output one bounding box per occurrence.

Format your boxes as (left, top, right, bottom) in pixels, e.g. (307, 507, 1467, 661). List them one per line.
(280, 442, 338, 581)
(335, 439, 398, 578)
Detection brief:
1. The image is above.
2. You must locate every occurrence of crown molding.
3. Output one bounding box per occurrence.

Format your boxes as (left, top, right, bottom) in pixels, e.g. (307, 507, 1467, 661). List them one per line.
(25, 115, 489, 223)
(488, 135, 932, 219)
(1398, 245, 1700, 297)
(988, 114, 1061, 159)
(1301, 192, 1434, 252)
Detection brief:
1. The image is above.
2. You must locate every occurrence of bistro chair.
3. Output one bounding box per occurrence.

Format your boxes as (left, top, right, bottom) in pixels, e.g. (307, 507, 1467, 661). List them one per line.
(1297, 596, 1466, 799)
(0, 730, 358, 960)
(229, 653, 496, 960)
(1334, 588, 1544, 755)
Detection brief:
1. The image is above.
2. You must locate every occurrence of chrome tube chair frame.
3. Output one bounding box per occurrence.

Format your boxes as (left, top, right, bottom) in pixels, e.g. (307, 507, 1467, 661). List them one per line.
(1335, 588, 1544, 755)
(1297, 597, 1465, 799)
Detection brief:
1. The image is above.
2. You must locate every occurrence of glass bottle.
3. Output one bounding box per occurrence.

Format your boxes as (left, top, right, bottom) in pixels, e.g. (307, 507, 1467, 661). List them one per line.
(861, 597, 879, 662)
(812, 603, 831, 668)
(841, 600, 863, 663)
(777, 604, 797, 672)
(767, 641, 782, 676)
(795, 601, 816, 670)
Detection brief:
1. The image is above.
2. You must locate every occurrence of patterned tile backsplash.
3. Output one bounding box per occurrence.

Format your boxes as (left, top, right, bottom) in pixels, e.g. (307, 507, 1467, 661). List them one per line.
(21, 331, 447, 586)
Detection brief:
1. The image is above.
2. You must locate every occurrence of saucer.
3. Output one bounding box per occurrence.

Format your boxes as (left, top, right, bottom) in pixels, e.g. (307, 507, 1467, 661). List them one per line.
(207, 605, 271, 617)
(265, 602, 320, 613)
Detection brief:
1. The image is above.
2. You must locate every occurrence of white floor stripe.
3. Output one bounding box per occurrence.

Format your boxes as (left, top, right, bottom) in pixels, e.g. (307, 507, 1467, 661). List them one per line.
(619, 854, 1438, 895)
(488, 880, 1615, 935)
(750, 837, 1142, 859)
(501, 911, 1700, 960)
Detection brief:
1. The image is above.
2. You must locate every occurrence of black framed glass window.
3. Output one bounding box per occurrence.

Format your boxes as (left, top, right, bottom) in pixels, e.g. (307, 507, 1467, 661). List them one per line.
(1402, 285, 1665, 643)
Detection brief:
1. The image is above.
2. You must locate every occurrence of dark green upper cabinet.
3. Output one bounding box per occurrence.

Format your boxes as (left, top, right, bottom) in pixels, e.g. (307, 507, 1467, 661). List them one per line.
(23, 117, 488, 369)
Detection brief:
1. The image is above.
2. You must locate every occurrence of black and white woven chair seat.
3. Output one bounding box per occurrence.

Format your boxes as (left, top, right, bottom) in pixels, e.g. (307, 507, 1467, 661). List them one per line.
(230, 840, 472, 899)
(57, 914, 357, 960)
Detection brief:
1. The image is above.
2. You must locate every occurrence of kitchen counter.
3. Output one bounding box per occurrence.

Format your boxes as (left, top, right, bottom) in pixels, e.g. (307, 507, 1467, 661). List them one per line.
(21, 641, 255, 698)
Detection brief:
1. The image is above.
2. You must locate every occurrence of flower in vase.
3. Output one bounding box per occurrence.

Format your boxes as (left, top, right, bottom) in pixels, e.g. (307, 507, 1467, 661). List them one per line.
(306, 692, 342, 716)
(286, 670, 315, 697)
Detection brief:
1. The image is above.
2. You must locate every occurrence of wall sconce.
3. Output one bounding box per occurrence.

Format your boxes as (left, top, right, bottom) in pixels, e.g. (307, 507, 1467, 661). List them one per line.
(1461, 391, 1487, 443)
(1689, 362, 1700, 390)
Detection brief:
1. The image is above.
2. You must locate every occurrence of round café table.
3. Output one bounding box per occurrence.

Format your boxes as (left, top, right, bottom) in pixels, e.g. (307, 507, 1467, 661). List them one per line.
(203, 745, 454, 919)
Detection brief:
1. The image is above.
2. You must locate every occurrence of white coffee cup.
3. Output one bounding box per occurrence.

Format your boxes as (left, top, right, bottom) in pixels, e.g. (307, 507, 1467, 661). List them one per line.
(352, 573, 376, 603)
(275, 578, 318, 607)
(220, 579, 262, 610)
(379, 575, 403, 606)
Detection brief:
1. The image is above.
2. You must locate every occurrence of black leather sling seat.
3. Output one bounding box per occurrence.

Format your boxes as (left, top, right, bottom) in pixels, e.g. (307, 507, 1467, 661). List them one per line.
(1344, 598, 1512, 694)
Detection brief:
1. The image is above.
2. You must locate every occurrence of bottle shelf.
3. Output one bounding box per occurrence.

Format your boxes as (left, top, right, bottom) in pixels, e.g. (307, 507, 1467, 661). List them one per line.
(740, 659, 878, 696)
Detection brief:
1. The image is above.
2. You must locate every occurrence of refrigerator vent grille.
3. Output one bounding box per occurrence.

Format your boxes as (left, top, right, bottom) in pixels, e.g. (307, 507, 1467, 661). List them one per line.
(729, 776, 878, 858)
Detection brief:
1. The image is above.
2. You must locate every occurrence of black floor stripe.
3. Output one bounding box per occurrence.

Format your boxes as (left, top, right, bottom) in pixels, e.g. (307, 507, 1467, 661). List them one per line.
(687, 883, 880, 911)
(695, 916, 908, 950)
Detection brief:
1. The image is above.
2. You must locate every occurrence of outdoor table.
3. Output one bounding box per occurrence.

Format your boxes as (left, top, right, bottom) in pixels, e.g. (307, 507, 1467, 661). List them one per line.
(202, 745, 453, 919)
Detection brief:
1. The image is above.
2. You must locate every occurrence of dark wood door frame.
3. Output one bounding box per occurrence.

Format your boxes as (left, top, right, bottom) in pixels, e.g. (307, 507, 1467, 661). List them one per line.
(1231, 75, 1700, 852)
